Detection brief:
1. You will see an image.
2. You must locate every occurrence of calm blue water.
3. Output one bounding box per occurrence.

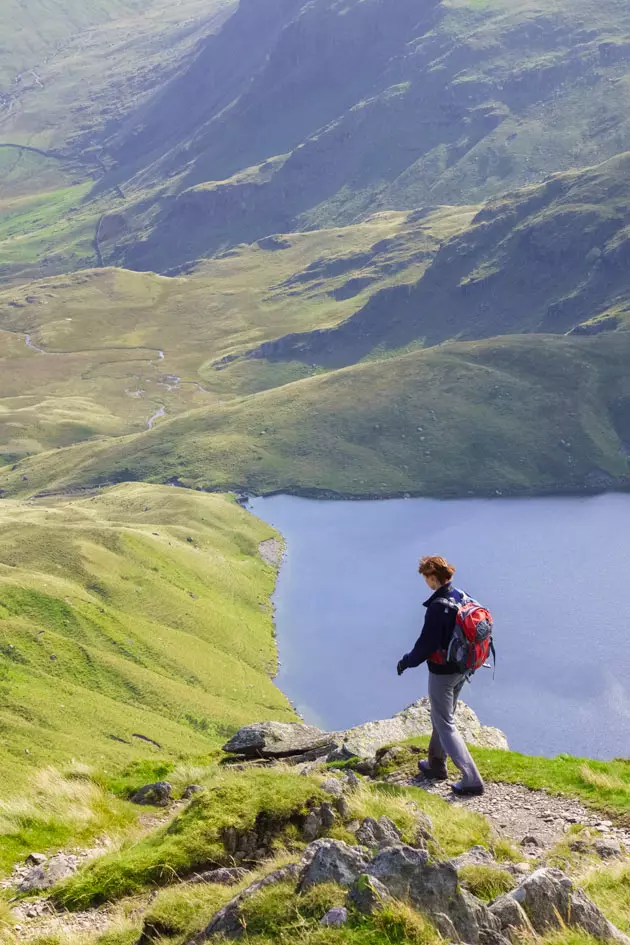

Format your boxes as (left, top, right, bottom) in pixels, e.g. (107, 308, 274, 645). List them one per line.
(248, 493, 630, 760)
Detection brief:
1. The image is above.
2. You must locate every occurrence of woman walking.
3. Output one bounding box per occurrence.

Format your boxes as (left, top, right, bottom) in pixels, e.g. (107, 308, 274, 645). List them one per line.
(397, 555, 485, 797)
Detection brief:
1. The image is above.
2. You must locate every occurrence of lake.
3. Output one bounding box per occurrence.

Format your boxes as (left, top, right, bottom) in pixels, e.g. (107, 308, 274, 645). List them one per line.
(248, 493, 630, 760)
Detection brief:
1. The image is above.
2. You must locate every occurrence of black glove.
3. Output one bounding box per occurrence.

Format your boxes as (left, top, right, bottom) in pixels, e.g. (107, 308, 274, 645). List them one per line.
(397, 659, 406, 677)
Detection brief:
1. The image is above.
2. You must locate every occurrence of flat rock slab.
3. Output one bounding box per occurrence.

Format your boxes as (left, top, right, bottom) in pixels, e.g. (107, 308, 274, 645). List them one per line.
(223, 721, 336, 757)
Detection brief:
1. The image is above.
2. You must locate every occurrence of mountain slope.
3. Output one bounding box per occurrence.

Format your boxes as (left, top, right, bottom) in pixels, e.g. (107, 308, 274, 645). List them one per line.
(2, 331, 628, 501)
(242, 152, 630, 367)
(0, 483, 292, 793)
(109, 0, 630, 271)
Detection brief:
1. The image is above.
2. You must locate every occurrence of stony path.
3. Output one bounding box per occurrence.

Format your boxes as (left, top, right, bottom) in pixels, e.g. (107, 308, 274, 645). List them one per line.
(404, 774, 630, 854)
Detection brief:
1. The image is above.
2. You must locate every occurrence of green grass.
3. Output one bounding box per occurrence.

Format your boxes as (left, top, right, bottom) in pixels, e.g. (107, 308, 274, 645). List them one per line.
(4, 329, 627, 502)
(215, 877, 440, 945)
(0, 482, 294, 801)
(53, 767, 325, 908)
(0, 765, 138, 876)
(458, 864, 516, 901)
(582, 863, 630, 933)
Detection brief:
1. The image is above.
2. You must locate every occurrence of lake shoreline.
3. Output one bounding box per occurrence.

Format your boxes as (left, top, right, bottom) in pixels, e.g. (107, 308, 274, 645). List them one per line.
(248, 491, 630, 761)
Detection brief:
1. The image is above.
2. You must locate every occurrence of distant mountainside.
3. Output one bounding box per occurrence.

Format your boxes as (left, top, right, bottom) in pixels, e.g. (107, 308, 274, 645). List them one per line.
(4, 0, 630, 278)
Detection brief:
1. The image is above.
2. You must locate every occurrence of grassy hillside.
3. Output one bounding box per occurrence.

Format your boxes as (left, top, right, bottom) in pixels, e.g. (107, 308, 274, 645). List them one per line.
(2, 331, 628, 500)
(243, 153, 630, 367)
(0, 208, 474, 463)
(0, 482, 293, 794)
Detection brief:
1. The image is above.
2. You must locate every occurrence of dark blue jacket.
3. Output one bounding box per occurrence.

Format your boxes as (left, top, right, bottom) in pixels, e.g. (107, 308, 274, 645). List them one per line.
(399, 583, 462, 675)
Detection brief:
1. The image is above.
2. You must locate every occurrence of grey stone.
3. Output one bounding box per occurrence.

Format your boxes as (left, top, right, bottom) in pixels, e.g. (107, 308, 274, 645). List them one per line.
(510, 868, 572, 932)
(200, 864, 300, 939)
(298, 839, 369, 891)
(356, 816, 402, 849)
(479, 931, 513, 945)
(499, 867, 630, 942)
(334, 698, 508, 759)
(452, 846, 496, 869)
(489, 896, 535, 936)
(520, 835, 543, 848)
(320, 907, 349, 928)
(348, 874, 392, 915)
(131, 781, 172, 807)
(334, 796, 351, 818)
(18, 854, 78, 892)
(320, 803, 336, 830)
(189, 867, 249, 886)
(301, 803, 336, 842)
(594, 838, 623, 859)
(223, 722, 336, 758)
(302, 810, 322, 843)
(366, 844, 496, 942)
(182, 785, 204, 800)
(570, 887, 630, 943)
(432, 912, 460, 941)
(25, 853, 47, 867)
(321, 778, 344, 797)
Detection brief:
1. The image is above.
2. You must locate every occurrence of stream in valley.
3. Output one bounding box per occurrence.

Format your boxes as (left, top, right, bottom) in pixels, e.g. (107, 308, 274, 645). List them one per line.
(248, 492, 630, 760)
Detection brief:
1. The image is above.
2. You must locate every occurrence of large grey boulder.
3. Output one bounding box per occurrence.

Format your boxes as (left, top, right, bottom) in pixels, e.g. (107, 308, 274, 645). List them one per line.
(223, 721, 336, 758)
(336, 698, 508, 758)
(493, 868, 630, 943)
(298, 839, 369, 891)
(366, 844, 498, 943)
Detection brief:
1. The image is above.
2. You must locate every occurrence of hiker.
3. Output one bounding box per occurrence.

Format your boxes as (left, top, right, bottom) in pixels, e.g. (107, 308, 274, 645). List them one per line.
(397, 555, 489, 797)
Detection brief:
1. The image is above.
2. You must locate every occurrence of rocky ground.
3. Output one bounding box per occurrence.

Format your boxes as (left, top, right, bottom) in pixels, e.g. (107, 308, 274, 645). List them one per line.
(404, 776, 630, 857)
(3, 706, 629, 943)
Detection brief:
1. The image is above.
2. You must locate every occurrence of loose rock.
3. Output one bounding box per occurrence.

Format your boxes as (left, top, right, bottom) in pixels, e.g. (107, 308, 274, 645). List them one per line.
(131, 782, 172, 807)
(320, 907, 348, 928)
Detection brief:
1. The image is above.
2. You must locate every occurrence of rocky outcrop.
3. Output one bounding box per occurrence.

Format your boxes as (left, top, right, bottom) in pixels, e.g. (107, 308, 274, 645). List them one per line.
(222, 699, 508, 765)
(17, 854, 79, 892)
(222, 721, 335, 759)
(365, 844, 500, 943)
(356, 816, 403, 850)
(492, 868, 630, 944)
(191, 838, 630, 945)
(298, 839, 369, 891)
(336, 698, 508, 758)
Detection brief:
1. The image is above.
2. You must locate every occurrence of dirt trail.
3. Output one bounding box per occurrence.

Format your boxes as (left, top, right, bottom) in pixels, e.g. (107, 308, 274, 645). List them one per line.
(399, 773, 630, 854)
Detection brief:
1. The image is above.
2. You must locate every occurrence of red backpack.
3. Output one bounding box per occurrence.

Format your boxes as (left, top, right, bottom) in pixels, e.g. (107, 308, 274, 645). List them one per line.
(433, 590, 496, 676)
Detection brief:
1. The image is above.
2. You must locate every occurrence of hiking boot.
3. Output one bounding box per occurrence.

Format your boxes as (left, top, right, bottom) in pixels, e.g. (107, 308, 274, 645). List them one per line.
(451, 781, 484, 797)
(418, 759, 448, 781)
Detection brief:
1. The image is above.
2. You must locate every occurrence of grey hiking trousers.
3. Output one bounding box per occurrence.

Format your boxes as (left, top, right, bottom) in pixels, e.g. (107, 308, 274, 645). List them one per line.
(428, 672, 484, 789)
